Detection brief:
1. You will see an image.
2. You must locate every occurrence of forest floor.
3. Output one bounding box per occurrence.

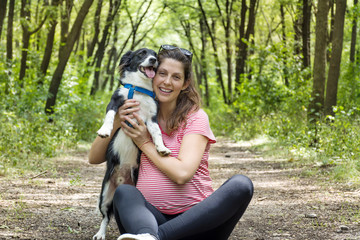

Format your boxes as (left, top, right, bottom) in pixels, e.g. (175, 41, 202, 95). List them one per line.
(0, 137, 360, 240)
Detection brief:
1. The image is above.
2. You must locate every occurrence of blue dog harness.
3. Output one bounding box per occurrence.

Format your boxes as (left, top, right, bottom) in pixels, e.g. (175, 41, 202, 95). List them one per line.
(123, 84, 156, 128)
(123, 84, 156, 99)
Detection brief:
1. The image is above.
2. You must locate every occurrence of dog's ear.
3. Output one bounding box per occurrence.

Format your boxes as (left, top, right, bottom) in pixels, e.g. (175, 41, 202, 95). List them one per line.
(118, 50, 132, 75)
(119, 50, 132, 67)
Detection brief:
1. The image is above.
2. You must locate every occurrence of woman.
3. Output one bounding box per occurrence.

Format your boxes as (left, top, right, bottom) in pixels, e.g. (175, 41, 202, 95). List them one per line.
(89, 45, 253, 240)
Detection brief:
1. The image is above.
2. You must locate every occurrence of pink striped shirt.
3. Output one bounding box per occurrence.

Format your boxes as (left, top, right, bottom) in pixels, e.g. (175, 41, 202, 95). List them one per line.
(136, 109, 216, 214)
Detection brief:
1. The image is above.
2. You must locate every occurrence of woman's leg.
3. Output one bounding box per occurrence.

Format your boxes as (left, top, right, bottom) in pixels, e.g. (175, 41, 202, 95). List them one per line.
(158, 174, 254, 240)
(112, 184, 167, 237)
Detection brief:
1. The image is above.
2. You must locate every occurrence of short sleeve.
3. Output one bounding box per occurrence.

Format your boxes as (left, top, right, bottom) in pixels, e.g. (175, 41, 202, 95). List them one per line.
(183, 109, 216, 144)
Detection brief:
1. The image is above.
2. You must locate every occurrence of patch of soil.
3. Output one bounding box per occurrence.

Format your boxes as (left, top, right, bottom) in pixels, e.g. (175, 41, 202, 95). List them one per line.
(0, 138, 359, 239)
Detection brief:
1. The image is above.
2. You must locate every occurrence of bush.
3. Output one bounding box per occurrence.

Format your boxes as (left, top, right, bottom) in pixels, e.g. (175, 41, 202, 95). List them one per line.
(205, 57, 360, 185)
(0, 80, 108, 174)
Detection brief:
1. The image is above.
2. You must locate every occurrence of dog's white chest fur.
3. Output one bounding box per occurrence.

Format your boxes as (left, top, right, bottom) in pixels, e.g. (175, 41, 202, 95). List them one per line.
(110, 87, 157, 167)
(120, 86, 157, 121)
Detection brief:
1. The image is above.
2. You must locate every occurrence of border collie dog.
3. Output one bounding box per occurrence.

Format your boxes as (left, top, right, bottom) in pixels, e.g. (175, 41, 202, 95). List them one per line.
(93, 48, 171, 240)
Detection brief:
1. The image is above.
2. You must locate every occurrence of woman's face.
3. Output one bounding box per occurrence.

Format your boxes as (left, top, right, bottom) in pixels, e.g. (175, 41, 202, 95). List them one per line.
(153, 58, 189, 105)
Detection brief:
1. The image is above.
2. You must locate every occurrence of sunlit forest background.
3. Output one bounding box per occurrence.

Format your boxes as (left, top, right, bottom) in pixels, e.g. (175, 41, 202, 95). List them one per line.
(0, 0, 359, 184)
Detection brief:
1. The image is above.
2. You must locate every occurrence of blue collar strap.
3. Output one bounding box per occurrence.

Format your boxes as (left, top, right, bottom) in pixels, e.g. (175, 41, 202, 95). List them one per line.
(123, 84, 156, 99)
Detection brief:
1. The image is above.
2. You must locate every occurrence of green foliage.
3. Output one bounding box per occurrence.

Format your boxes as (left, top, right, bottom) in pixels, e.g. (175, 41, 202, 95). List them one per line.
(0, 69, 107, 174)
(208, 92, 360, 185)
(207, 37, 360, 185)
(338, 61, 360, 108)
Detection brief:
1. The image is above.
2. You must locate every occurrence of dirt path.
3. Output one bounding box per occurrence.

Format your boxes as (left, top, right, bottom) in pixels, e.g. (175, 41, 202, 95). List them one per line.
(0, 138, 359, 240)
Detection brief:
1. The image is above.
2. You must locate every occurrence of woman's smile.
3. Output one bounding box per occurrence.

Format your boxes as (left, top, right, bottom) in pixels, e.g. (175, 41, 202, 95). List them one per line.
(159, 87, 173, 94)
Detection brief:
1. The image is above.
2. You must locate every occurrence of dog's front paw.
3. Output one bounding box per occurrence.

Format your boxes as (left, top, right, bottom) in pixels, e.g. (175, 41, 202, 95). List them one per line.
(97, 127, 111, 138)
(93, 232, 106, 240)
(157, 146, 171, 156)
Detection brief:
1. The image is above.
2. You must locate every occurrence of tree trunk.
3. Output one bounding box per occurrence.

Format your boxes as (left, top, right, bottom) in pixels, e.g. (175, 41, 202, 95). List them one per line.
(215, 0, 234, 102)
(198, 0, 227, 103)
(109, 52, 118, 91)
(40, 21, 57, 76)
(108, 20, 119, 91)
(350, 0, 358, 62)
(6, 0, 15, 62)
(5, 0, 14, 95)
(73, 20, 84, 56)
(59, 0, 73, 57)
(247, 0, 256, 81)
(40, 0, 60, 77)
(20, 0, 31, 82)
(90, 0, 121, 96)
(87, 0, 103, 59)
(293, 0, 302, 56)
(328, 1, 335, 62)
(324, 0, 346, 116)
(0, 0, 7, 39)
(19, 0, 47, 81)
(280, 4, 289, 86)
(45, 0, 94, 114)
(101, 47, 115, 90)
(194, 63, 201, 91)
(225, 1, 233, 102)
(79, 28, 85, 61)
(34, 0, 41, 51)
(213, 19, 227, 104)
(235, 0, 247, 92)
(235, 0, 256, 90)
(308, 0, 329, 124)
(302, 0, 311, 69)
(200, 16, 209, 106)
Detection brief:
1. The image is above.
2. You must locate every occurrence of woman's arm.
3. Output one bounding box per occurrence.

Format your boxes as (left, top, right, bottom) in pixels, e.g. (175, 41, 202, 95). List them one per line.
(142, 134, 208, 184)
(88, 100, 140, 164)
(121, 113, 208, 184)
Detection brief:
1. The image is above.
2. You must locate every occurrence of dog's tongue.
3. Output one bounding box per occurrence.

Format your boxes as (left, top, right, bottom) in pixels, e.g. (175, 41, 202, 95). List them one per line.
(145, 67, 155, 78)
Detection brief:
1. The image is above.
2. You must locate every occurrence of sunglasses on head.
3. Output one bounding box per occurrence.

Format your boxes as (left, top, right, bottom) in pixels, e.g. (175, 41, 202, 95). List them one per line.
(159, 44, 193, 62)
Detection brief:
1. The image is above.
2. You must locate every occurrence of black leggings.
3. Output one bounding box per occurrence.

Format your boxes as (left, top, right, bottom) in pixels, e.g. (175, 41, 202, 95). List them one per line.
(113, 174, 253, 240)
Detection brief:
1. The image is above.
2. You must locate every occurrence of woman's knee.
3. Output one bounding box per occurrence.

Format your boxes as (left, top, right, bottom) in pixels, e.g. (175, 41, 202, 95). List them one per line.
(113, 184, 138, 204)
(228, 174, 254, 200)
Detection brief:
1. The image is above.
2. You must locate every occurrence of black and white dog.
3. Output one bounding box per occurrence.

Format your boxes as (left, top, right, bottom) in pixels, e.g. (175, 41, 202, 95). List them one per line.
(93, 48, 171, 240)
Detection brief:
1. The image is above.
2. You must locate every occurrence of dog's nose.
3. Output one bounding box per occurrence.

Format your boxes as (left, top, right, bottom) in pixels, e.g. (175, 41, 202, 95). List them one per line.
(149, 57, 157, 64)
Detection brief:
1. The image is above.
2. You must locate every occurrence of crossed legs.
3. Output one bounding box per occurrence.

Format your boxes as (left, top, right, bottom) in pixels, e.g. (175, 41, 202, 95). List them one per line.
(113, 174, 254, 240)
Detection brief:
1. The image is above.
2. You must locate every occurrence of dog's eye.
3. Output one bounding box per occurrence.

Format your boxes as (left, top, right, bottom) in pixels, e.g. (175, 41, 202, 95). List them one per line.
(139, 50, 147, 57)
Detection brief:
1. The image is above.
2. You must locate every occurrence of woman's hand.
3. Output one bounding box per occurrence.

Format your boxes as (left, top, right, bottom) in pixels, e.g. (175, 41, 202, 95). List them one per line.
(116, 99, 140, 124)
(121, 112, 151, 149)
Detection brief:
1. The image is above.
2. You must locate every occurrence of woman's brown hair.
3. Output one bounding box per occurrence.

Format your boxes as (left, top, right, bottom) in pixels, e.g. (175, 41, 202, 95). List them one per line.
(157, 47, 201, 131)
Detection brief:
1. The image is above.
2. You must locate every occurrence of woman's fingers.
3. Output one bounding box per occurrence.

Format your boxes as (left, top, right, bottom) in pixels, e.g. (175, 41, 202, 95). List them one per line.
(120, 108, 139, 119)
(118, 99, 139, 112)
(121, 114, 150, 147)
(123, 99, 139, 108)
(124, 116, 138, 128)
(121, 120, 137, 137)
(127, 107, 140, 115)
(133, 113, 145, 127)
(118, 99, 140, 121)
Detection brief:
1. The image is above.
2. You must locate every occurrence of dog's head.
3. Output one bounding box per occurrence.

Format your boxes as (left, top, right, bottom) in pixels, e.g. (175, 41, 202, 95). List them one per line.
(119, 48, 158, 80)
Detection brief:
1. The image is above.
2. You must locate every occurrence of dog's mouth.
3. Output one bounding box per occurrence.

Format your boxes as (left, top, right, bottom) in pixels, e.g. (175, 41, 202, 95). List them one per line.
(139, 66, 156, 79)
